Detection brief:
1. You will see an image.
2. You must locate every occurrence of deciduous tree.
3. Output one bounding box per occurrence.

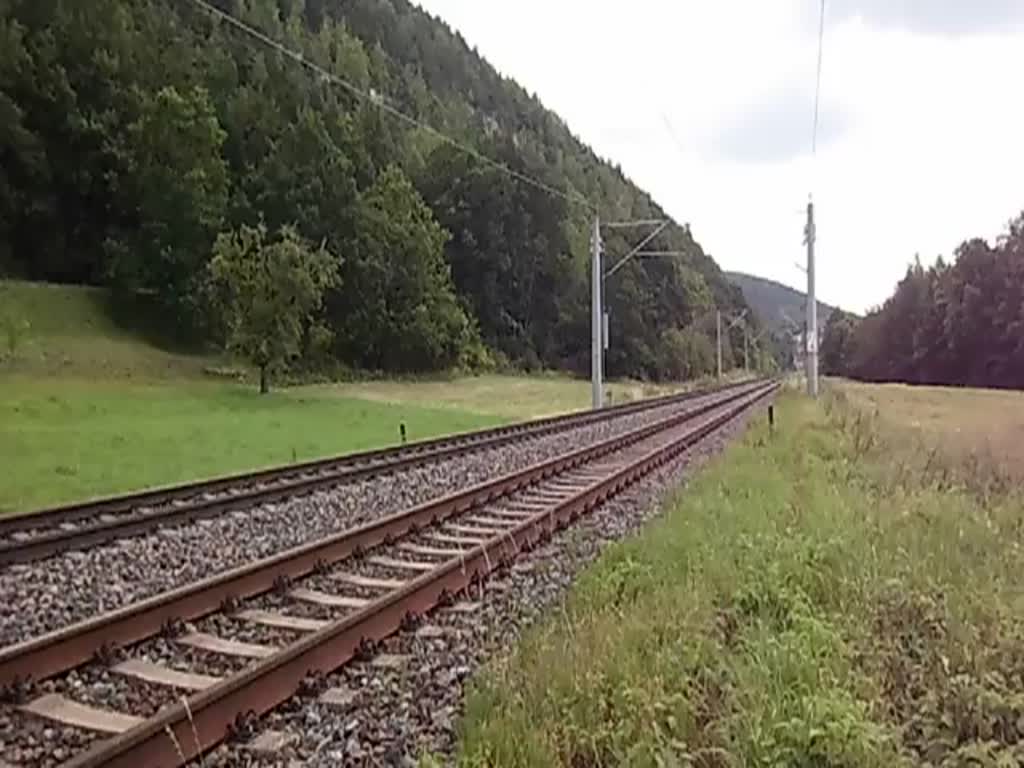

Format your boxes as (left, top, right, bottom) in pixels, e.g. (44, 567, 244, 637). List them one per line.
(332, 166, 476, 372)
(206, 224, 338, 393)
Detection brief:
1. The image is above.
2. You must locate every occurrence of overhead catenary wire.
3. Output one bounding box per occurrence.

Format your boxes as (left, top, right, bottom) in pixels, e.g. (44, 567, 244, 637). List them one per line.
(811, 0, 826, 158)
(661, 112, 689, 160)
(184, 0, 594, 211)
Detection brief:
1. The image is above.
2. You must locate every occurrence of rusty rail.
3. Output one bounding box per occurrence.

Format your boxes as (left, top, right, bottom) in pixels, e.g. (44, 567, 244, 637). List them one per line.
(64, 382, 777, 768)
(0, 380, 767, 688)
(0, 379, 758, 565)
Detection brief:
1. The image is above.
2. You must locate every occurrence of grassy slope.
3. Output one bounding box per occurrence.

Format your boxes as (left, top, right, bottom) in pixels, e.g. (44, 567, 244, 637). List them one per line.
(454, 387, 1024, 766)
(0, 280, 218, 379)
(0, 281, 506, 513)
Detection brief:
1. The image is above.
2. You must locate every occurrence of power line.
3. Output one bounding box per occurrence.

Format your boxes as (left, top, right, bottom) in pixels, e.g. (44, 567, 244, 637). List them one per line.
(811, 0, 826, 157)
(661, 113, 688, 159)
(184, 0, 594, 211)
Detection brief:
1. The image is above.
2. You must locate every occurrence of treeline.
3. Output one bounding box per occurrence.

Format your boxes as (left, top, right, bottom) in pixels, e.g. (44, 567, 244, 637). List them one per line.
(821, 213, 1024, 388)
(0, 0, 771, 383)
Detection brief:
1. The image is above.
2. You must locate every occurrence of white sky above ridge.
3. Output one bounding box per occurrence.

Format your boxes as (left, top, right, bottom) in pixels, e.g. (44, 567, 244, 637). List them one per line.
(413, 1, 1024, 313)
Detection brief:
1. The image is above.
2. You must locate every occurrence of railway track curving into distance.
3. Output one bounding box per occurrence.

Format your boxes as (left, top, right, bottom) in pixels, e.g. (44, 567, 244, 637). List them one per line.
(0, 380, 755, 566)
(0, 379, 777, 768)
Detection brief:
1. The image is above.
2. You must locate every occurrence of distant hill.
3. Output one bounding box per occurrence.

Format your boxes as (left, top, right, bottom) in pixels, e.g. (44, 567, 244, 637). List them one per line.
(726, 272, 839, 334)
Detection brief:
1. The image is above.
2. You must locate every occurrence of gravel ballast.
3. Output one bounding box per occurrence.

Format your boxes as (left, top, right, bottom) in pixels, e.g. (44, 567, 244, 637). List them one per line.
(194, 398, 769, 767)
(0, 392, 740, 648)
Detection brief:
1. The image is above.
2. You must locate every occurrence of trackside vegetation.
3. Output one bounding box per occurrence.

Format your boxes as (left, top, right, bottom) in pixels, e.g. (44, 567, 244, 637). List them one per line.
(453, 389, 1024, 766)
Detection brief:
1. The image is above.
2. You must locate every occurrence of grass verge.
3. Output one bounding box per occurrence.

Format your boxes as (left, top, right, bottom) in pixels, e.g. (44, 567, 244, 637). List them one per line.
(453, 388, 1024, 767)
(312, 375, 698, 420)
(0, 377, 503, 514)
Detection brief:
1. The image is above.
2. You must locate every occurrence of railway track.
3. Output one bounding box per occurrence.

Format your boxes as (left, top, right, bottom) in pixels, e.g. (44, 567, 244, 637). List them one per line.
(0, 380, 754, 566)
(0, 380, 776, 768)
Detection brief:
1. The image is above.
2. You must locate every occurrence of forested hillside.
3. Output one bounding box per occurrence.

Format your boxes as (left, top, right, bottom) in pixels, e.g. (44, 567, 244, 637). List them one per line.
(820, 213, 1024, 388)
(0, 0, 766, 383)
(726, 271, 837, 334)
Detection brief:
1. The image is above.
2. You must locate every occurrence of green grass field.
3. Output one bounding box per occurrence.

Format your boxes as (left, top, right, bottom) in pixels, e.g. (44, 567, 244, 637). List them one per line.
(0, 280, 697, 513)
(0, 376, 505, 513)
(453, 388, 1024, 766)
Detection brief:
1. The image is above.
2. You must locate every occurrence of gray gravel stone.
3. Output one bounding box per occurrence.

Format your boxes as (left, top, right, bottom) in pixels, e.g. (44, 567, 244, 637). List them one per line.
(0, 391, 768, 768)
(0, 394, 734, 647)
(194, 397, 768, 767)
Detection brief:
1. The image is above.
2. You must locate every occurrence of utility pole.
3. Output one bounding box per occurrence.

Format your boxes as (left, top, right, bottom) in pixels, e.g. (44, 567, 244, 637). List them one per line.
(744, 329, 749, 372)
(805, 200, 819, 397)
(747, 325, 771, 374)
(591, 215, 603, 408)
(716, 310, 722, 380)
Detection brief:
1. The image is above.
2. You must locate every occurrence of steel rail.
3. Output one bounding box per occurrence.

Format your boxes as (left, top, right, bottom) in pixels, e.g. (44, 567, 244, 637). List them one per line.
(0, 379, 758, 565)
(0, 381, 768, 688)
(64, 382, 778, 768)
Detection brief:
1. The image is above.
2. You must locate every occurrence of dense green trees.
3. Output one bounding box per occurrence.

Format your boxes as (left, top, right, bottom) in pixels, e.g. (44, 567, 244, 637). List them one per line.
(107, 86, 229, 335)
(657, 327, 717, 381)
(417, 143, 577, 370)
(819, 310, 857, 377)
(0, 0, 768, 379)
(820, 214, 1024, 388)
(207, 224, 338, 392)
(335, 166, 476, 372)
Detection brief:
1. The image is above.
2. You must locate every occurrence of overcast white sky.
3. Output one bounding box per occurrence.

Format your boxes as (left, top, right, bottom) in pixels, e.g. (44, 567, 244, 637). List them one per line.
(413, 1, 1024, 313)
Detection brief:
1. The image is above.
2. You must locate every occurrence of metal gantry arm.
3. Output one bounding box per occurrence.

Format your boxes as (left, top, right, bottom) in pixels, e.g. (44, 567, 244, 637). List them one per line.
(727, 309, 748, 370)
(604, 220, 670, 278)
(603, 219, 668, 229)
(714, 308, 749, 379)
(591, 216, 689, 409)
(751, 325, 778, 370)
(726, 309, 748, 330)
